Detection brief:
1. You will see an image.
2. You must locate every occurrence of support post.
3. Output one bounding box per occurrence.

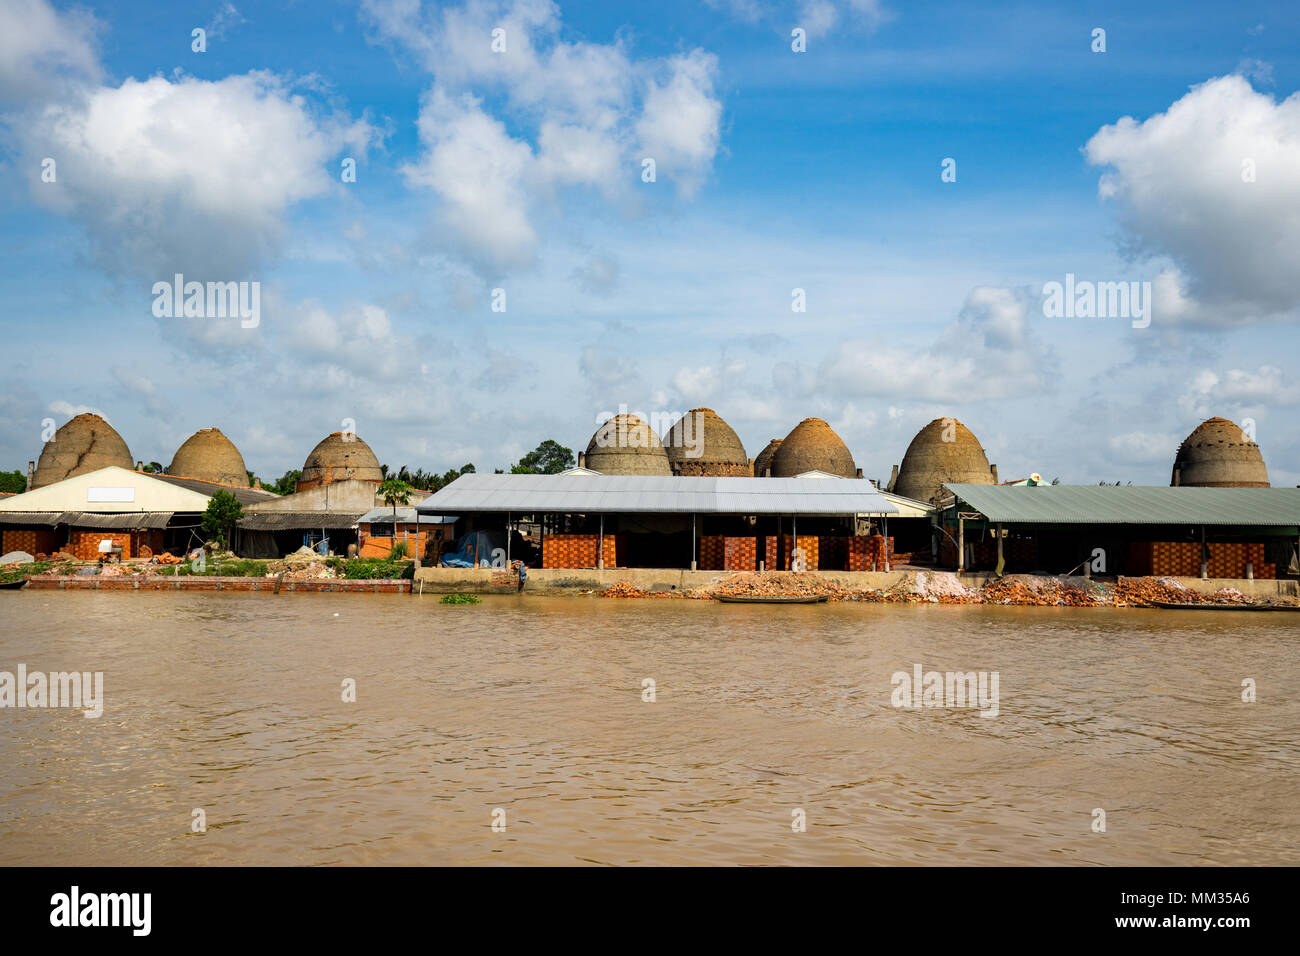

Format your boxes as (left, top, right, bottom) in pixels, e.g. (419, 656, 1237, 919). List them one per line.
(507, 512, 511, 564)
(957, 515, 965, 573)
(1200, 526, 1208, 580)
(996, 521, 1003, 577)
(691, 513, 697, 571)
(598, 514, 604, 570)
(883, 514, 890, 572)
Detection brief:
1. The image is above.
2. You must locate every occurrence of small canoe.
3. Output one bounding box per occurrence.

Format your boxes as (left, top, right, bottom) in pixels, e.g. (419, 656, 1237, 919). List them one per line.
(1148, 601, 1273, 611)
(714, 593, 829, 604)
(0, 579, 27, 590)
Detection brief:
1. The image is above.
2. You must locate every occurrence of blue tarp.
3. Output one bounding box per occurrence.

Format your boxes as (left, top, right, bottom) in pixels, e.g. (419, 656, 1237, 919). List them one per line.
(440, 530, 505, 568)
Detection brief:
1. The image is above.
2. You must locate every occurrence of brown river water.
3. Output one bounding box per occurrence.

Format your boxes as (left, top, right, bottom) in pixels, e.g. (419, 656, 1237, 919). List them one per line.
(1, 590, 1297, 866)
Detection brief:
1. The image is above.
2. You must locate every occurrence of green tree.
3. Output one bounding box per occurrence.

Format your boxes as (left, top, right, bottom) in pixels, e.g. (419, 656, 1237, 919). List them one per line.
(140, 461, 164, 474)
(201, 490, 244, 549)
(267, 469, 301, 495)
(378, 478, 413, 523)
(510, 439, 574, 474)
(0, 470, 27, 494)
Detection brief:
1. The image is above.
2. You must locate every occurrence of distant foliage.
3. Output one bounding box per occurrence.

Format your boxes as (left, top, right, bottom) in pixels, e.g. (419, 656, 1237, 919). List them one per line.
(0, 469, 27, 494)
(510, 439, 575, 474)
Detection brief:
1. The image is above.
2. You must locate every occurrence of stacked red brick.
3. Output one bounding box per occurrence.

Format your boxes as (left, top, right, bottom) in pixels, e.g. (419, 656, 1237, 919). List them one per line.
(541, 533, 621, 569)
(1, 529, 62, 556)
(699, 535, 725, 570)
(848, 535, 894, 571)
(723, 536, 758, 571)
(780, 534, 819, 570)
(66, 529, 164, 560)
(1129, 541, 1274, 579)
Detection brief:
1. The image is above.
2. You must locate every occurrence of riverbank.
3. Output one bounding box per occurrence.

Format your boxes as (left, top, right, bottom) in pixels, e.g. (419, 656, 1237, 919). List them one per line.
(409, 565, 1299, 605)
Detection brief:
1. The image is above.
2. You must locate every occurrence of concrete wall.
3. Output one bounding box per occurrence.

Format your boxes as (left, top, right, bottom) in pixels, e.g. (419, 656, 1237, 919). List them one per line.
(243, 479, 380, 513)
(412, 565, 1300, 597)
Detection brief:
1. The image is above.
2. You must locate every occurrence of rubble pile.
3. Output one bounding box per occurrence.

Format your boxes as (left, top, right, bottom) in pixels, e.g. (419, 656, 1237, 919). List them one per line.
(707, 571, 850, 599)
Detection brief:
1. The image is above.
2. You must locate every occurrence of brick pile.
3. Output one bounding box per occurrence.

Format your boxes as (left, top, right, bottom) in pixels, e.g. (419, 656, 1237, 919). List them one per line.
(780, 534, 819, 570)
(723, 536, 758, 571)
(542, 533, 621, 569)
(1, 529, 61, 556)
(848, 535, 895, 571)
(699, 535, 725, 570)
(1128, 541, 1274, 579)
(66, 529, 165, 560)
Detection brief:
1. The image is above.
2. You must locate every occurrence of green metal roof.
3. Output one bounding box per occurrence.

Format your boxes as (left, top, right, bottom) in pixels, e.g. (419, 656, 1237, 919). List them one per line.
(943, 484, 1300, 526)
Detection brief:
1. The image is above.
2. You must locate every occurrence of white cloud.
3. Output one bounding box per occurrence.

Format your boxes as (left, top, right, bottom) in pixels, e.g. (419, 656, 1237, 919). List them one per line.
(0, 0, 100, 105)
(1085, 75, 1300, 325)
(403, 87, 538, 272)
(571, 251, 620, 296)
(810, 286, 1054, 403)
(20, 71, 377, 279)
(1179, 365, 1300, 417)
(365, 0, 723, 274)
(635, 51, 722, 199)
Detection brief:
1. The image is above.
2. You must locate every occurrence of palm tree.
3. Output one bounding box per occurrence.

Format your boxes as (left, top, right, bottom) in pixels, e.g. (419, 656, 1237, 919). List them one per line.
(378, 478, 413, 524)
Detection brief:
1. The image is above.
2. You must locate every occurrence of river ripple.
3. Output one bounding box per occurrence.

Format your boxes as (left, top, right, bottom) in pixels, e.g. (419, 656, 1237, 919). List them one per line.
(1, 591, 1296, 865)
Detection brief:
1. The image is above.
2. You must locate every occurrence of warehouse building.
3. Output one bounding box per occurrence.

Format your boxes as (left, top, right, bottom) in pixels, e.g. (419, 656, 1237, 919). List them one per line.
(416, 472, 903, 571)
(0, 465, 274, 559)
(939, 483, 1300, 578)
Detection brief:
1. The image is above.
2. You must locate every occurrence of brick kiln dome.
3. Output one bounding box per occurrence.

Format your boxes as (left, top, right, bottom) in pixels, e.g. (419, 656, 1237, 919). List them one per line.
(892, 417, 995, 503)
(297, 431, 384, 491)
(663, 408, 749, 476)
(752, 438, 782, 477)
(771, 418, 855, 478)
(1171, 417, 1269, 487)
(585, 414, 672, 475)
(31, 413, 133, 489)
(169, 427, 248, 486)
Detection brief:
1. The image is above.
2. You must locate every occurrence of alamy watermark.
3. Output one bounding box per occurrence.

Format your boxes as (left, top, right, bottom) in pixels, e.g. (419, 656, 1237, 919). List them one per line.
(1042, 273, 1150, 329)
(891, 663, 999, 718)
(152, 273, 260, 328)
(1, 665, 103, 718)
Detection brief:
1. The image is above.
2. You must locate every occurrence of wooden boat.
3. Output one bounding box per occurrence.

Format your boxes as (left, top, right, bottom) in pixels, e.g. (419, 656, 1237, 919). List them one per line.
(0, 579, 27, 590)
(1148, 600, 1274, 611)
(714, 593, 829, 604)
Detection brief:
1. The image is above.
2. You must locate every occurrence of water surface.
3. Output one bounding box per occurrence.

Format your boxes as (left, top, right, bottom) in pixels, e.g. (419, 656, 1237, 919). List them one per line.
(1, 591, 1296, 865)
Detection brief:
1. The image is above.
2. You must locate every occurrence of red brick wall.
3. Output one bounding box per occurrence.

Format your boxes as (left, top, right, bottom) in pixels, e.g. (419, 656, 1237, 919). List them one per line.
(358, 523, 448, 559)
(2, 529, 62, 556)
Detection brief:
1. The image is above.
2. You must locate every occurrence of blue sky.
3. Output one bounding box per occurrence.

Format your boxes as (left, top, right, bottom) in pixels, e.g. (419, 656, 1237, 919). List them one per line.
(2, 0, 1297, 487)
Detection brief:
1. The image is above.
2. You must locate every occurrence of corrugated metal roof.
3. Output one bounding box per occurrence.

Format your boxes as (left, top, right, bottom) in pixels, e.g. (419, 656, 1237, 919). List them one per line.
(59, 511, 174, 529)
(238, 511, 364, 531)
(944, 484, 1300, 526)
(0, 512, 60, 526)
(356, 507, 457, 525)
(415, 474, 898, 516)
(0, 511, 174, 528)
(152, 474, 280, 506)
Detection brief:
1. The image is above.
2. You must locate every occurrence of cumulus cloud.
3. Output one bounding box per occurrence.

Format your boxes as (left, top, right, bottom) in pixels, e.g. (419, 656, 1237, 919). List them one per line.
(1085, 75, 1300, 326)
(0, 0, 100, 105)
(571, 251, 619, 296)
(20, 71, 376, 280)
(806, 286, 1055, 403)
(365, 0, 723, 274)
(1179, 365, 1300, 417)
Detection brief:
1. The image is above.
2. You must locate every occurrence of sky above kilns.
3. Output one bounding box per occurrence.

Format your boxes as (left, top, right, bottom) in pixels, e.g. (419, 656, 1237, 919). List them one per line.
(1, 0, 1297, 487)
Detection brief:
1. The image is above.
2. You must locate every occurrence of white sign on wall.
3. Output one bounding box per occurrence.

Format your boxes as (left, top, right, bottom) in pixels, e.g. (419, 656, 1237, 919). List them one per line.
(87, 487, 135, 503)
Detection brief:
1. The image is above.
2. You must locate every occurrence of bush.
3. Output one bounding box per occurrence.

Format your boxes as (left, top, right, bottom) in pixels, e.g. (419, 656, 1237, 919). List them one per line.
(440, 593, 481, 604)
(389, 541, 408, 560)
